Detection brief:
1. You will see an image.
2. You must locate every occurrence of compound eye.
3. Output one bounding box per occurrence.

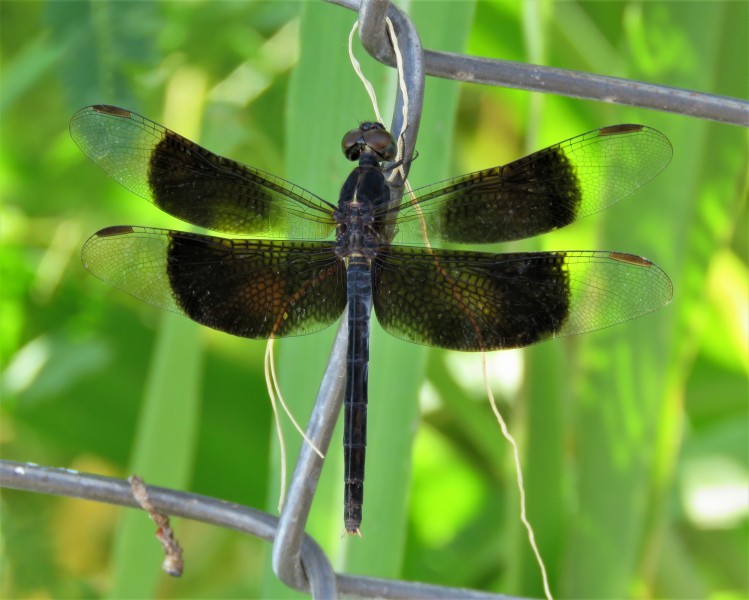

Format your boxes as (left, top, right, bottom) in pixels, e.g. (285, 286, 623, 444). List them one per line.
(341, 128, 363, 160)
(363, 128, 396, 161)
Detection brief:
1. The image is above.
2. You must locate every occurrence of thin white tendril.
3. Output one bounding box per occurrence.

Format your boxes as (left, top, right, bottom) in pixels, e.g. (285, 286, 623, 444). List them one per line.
(384, 16, 409, 171)
(270, 340, 324, 458)
(382, 15, 423, 241)
(265, 339, 325, 512)
(264, 339, 287, 511)
(348, 21, 385, 125)
(482, 353, 553, 600)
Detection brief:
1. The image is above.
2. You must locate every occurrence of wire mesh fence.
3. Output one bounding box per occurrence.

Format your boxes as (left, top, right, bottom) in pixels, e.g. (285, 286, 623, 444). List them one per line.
(1, 0, 746, 598)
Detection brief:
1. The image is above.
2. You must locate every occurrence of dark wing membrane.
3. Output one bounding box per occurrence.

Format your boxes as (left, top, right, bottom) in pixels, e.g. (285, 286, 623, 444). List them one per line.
(372, 246, 672, 351)
(81, 226, 346, 338)
(70, 105, 336, 238)
(388, 125, 672, 245)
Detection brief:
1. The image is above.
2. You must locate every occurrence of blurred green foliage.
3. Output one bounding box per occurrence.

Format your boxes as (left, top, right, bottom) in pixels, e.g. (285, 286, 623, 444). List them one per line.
(1, 1, 747, 599)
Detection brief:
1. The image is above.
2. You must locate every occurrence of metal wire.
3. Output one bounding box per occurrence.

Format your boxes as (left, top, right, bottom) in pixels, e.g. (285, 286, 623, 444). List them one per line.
(271, 319, 347, 593)
(0, 461, 521, 599)
(4, 1, 747, 599)
(329, 0, 749, 127)
(272, 1, 425, 593)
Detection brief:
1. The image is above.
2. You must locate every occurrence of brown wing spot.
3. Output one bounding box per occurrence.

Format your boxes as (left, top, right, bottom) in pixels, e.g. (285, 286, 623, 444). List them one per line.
(91, 105, 132, 118)
(269, 262, 341, 337)
(97, 225, 135, 237)
(609, 251, 653, 267)
(599, 124, 644, 136)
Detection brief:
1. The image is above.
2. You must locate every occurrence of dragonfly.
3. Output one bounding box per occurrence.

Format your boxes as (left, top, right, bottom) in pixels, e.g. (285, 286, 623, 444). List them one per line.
(71, 105, 673, 534)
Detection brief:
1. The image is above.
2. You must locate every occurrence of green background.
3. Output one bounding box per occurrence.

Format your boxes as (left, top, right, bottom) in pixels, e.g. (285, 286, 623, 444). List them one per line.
(1, 1, 747, 598)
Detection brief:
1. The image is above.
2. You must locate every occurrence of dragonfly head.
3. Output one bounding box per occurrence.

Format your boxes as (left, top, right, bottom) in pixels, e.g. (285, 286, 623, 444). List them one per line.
(342, 122, 396, 162)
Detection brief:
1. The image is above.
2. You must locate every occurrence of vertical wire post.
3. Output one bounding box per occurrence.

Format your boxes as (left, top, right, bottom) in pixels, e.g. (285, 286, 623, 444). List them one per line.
(271, 0, 425, 594)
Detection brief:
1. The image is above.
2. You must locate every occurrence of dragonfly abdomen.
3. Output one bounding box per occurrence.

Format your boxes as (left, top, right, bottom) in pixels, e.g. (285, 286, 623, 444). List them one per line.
(343, 255, 372, 535)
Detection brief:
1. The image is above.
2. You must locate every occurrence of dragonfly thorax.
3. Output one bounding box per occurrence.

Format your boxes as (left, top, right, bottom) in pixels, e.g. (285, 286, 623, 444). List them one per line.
(334, 153, 391, 260)
(335, 200, 379, 259)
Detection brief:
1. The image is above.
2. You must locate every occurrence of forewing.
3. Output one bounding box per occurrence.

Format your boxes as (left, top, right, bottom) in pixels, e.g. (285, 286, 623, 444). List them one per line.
(389, 125, 672, 245)
(82, 226, 346, 338)
(372, 246, 672, 350)
(70, 105, 336, 238)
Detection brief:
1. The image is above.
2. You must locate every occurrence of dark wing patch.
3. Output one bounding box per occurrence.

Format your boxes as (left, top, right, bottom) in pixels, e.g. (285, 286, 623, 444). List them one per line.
(70, 105, 336, 238)
(82, 226, 346, 338)
(372, 246, 672, 351)
(389, 125, 672, 245)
